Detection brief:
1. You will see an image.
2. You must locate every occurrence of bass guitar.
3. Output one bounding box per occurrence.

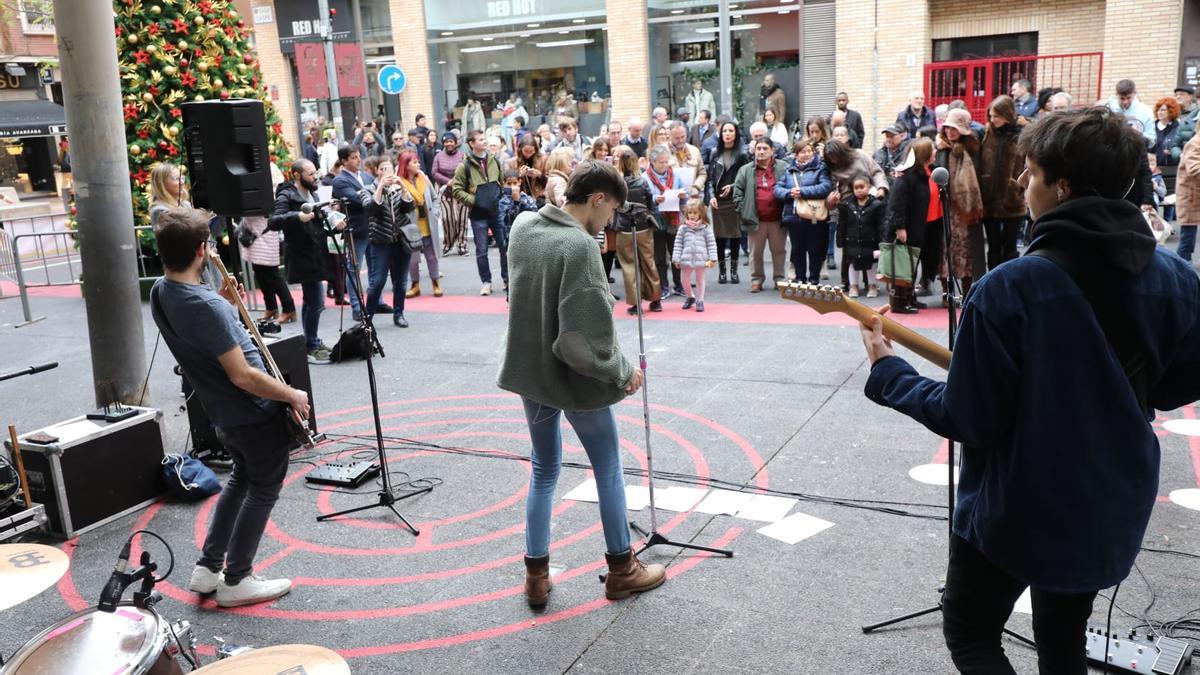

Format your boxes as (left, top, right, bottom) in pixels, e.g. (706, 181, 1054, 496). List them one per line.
(777, 282, 952, 371)
(208, 251, 316, 447)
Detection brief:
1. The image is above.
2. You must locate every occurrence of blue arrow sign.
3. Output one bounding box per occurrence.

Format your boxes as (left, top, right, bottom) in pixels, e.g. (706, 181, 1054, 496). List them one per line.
(378, 64, 406, 96)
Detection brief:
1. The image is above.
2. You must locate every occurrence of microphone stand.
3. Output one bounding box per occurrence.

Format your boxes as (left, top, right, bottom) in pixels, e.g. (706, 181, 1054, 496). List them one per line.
(626, 225, 733, 559)
(315, 215, 431, 535)
(860, 171, 1034, 648)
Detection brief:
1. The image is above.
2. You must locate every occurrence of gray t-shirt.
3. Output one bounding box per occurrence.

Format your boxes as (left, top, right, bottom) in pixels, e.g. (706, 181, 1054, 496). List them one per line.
(151, 278, 274, 429)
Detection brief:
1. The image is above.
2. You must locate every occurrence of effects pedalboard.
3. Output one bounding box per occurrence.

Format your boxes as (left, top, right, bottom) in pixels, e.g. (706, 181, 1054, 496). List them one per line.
(1085, 625, 1193, 674)
(304, 461, 380, 488)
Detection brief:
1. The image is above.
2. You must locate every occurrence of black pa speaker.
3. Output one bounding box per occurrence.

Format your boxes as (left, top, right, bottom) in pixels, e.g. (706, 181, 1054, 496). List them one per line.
(180, 99, 273, 217)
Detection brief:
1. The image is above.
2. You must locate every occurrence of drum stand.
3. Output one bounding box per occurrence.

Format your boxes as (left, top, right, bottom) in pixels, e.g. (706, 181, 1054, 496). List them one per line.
(626, 227, 733, 558)
(316, 228, 432, 535)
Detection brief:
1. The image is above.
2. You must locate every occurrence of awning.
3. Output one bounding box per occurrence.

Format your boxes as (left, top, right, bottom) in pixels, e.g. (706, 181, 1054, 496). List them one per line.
(0, 99, 67, 140)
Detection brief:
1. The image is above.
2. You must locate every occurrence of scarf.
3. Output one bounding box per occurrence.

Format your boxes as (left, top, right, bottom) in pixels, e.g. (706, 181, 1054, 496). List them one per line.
(647, 166, 680, 228)
(399, 173, 430, 236)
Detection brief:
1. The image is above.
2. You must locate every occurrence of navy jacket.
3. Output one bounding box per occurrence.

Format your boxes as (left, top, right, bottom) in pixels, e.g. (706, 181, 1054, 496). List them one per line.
(866, 197, 1200, 593)
(332, 170, 375, 240)
(773, 155, 832, 221)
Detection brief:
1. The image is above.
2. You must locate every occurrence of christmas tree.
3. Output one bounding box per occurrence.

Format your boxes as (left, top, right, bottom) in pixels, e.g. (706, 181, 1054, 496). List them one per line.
(106, 0, 291, 251)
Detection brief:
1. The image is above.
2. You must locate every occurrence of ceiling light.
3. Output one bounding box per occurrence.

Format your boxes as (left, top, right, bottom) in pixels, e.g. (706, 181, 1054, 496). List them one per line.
(437, 60, 447, 64)
(777, 8, 792, 13)
(558, 29, 570, 34)
(572, 19, 586, 24)
(535, 38, 595, 48)
(483, 36, 494, 41)
(519, 33, 531, 37)
(460, 44, 515, 53)
(440, 31, 454, 36)
(695, 22, 760, 33)
(527, 23, 540, 27)
(670, 8, 685, 13)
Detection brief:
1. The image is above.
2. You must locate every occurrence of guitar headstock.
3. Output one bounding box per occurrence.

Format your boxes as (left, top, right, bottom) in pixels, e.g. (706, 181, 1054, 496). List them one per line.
(777, 282, 849, 315)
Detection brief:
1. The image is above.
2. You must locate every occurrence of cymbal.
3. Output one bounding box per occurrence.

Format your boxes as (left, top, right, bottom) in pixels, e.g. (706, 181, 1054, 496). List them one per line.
(0, 543, 68, 612)
(191, 645, 350, 674)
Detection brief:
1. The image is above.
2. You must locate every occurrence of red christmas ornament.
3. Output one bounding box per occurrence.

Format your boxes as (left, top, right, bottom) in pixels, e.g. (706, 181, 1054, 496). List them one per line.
(170, 107, 183, 118)
(219, 90, 230, 100)
(133, 50, 150, 65)
(123, 103, 139, 122)
(168, 144, 179, 157)
(136, 128, 150, 139)
(148, 84, 160, 96)
(180, 71, 197, 87)
(243, 54, 253, 64)
(147, 149, 158, 159)
(115, 25, 123, 37)
(198, 0, 213, 13)
(159, 140, 169, 150)
(179, 58, 189, 68)
(131, 168, 150, 184)
(237, 19, 244, 28)
(70, 206, 77, 216)
(171, 18, 189, 35)
(147, 23, 160, 36)
(212, 54, 223, 68)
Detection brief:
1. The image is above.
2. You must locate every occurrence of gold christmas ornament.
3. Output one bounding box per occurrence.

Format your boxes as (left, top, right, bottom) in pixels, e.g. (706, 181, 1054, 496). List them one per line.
(196, 61, 209, 72)
(130, 144, 141, 156)
(194, 15, 205, 26)
(212, 79, 223, 88)
(162, 65, 176, 76)
(127, 34, 139, 45)
(142, 92, 155, 103)
(194, 94, 205, 101)
(145, 44, 157, 54)
(236, 63, 247, 75)
(177, 40, 188, 50)
(150, 5, 162, 15)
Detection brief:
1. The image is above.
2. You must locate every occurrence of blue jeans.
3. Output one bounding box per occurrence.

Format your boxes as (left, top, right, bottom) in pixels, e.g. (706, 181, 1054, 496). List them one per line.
(470, 213, 508, 284)
(300, 281, 324, 351)
(1178, 225, 1196, 262)
(826, 219, 837, 258)
(522, 398, 630, 557)
(344, 234, 369, 314)
(365, 241, 412, 317)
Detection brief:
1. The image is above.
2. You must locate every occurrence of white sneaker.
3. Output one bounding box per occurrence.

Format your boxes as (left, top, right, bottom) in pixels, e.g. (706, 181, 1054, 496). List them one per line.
(819, 268, 830, 281)
(480, 283, 492, 296)
(848, 285, 860, 298)
(188, 565, 221, 594)
(215, 574, 292, 608)
(867, 285, 879, 298)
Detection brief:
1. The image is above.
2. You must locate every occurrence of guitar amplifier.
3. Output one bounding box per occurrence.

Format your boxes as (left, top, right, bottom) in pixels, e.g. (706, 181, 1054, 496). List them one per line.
(182, 332, 318, 457)
(4, 407, 166, 539)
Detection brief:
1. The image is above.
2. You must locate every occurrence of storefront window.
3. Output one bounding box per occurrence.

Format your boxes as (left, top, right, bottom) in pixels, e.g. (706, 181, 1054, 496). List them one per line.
(424, 0, 610, 139)
(647, 1, 803, 133)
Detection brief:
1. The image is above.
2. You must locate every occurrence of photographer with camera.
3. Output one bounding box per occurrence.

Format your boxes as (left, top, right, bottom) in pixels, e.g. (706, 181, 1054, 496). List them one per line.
(359, 153, 417, 327)
(269, 159, 345, 363)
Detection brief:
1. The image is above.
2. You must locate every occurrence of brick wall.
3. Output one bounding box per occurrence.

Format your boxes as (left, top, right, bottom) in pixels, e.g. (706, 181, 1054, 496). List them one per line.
(835, 0, 930, 147)
(1101, 0, 1183, 101)
(387, 0, 433, 132)
(248, 0, 300, 153)
(0, 3, 59, 59)
(605, 0, 650, 127)
(929, 0, 1105, 56)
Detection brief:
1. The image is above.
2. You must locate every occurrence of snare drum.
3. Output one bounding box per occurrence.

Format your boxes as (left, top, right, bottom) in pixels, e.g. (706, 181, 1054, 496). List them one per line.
(0, 602, 183, 675)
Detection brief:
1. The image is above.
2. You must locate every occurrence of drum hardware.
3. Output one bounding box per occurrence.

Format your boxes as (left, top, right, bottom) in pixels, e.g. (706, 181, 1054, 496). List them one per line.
(213, 637, 255, 660)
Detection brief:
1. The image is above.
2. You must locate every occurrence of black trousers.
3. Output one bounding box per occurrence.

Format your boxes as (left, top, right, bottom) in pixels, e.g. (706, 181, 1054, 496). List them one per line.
(252, 264, 295, 313)
(715, 237, 740, 265)
(943, 535, 1098, 675)
(653, 229, 682, 292)
(921, 218, 945, 286)
(983, 217, 1022, 271)
(199, 416, 294, 583)
(786, 218, 826, 283)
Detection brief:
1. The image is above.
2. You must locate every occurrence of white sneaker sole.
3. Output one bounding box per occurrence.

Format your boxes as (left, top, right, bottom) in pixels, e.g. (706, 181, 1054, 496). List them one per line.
(189, 569, 220, 594)
(215, 584, 292, 608)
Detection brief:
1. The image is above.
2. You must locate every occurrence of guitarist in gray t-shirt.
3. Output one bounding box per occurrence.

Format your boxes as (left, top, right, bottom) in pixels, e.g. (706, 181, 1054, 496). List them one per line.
(151, 208, 310, 608)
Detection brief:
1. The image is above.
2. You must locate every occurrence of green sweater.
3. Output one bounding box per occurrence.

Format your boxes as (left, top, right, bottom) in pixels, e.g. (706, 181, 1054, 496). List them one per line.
(497, 205, 634, 411)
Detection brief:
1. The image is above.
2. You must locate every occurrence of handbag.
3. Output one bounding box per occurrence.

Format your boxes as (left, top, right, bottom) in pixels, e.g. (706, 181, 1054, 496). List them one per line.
(398, 220, 424, 254)
(877, 242, 921, 287)
(161, 453, 221, 501)
(468, 158, 501, 220)
(235, 219, 258, 248)
(795, 198, 829, 221)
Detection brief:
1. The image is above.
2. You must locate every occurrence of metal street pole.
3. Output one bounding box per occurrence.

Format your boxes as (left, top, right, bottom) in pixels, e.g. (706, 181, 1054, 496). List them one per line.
(52, 0, 147, 406)
(317, 0, 343, 138)
(717, 0, 733, 119)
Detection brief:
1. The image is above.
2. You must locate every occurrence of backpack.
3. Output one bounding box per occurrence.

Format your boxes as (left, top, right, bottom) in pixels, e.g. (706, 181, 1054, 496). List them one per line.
(329, 323, 374, 362)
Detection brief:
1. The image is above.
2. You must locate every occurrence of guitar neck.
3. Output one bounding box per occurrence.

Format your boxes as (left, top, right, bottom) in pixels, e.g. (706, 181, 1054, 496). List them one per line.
(778, 283, 952, 371)
(207, 254, 288, 382)
(837, 300, 952, 371)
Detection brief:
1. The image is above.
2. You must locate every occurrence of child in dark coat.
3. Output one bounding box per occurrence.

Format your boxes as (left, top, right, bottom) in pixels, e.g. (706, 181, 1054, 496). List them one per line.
(500, 169, 539, 230)
(837, 175, 885, 297)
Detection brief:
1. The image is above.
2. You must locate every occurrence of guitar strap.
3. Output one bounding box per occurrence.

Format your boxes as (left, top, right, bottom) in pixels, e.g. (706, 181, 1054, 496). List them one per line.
(1026, 248, 1150, 412)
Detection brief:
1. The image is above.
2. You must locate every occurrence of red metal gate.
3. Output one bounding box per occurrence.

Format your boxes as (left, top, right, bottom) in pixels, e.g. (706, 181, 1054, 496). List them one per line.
(924, 52, 1103, 121)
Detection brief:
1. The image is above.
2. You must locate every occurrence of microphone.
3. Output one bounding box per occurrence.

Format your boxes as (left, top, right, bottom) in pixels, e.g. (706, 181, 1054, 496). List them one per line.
(931, 166, 950, 187)
(97, 539, 132, 612)
(300, 199, 344, 214)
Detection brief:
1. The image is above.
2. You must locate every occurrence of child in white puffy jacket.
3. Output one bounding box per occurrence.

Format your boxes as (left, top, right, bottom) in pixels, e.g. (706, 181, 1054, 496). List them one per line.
(672, 199, 718, 311)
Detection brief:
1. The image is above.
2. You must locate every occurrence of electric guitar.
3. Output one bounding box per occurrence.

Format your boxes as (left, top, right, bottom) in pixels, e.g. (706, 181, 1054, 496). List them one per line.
(207, 251, 317, 448)
(777, 282, 953, 371)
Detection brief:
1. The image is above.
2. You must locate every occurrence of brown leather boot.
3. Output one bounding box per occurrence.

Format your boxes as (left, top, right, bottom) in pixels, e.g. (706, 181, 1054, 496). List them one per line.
(261, 310, 278, 321)
(604, 548, 665, 600)
(278, 311, 297, 324)
(524, 555, 552, 608)
(405, 281, 421, 299)
(432, 279, 444, 297)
